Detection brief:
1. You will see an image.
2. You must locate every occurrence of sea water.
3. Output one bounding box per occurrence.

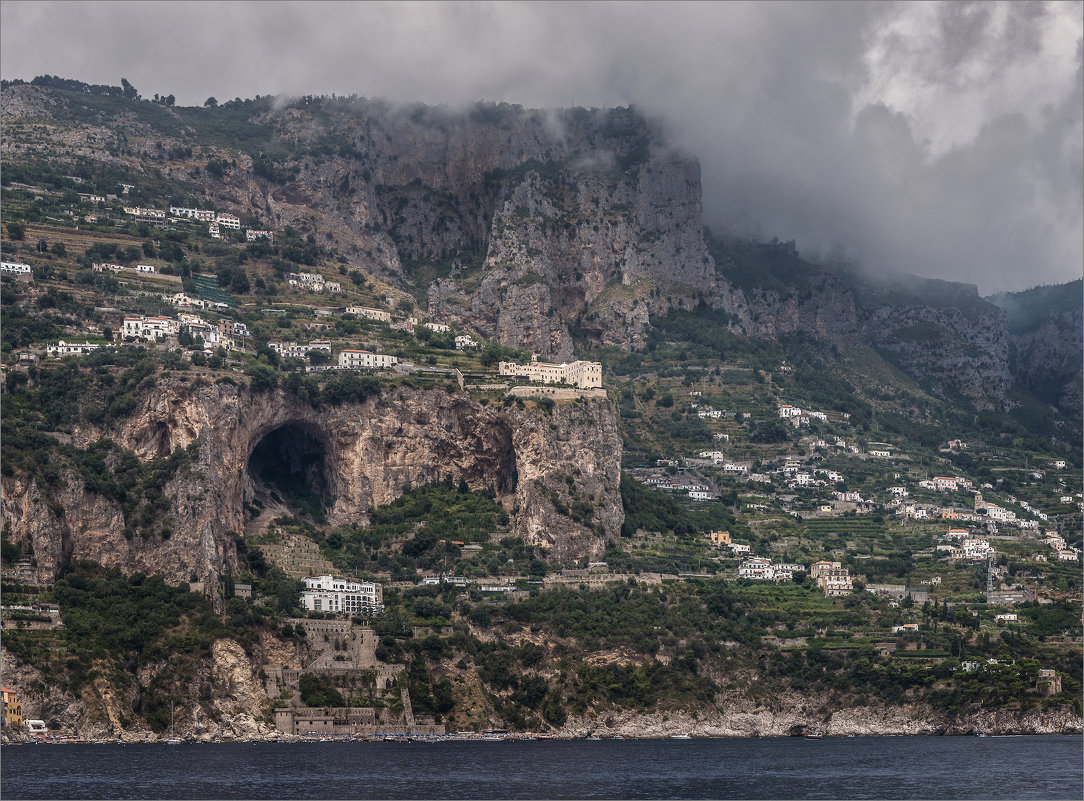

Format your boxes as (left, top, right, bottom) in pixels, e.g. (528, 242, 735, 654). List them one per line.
(2, 735, 1081, 799)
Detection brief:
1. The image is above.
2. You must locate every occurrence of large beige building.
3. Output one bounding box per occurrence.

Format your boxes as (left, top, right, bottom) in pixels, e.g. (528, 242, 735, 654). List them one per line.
(810, 560, 854, 596)
(498, 358, 602, 389)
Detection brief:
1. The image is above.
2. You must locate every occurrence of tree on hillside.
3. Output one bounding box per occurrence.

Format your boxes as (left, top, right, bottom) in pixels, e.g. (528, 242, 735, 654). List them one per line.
(204, 96, 218, 108)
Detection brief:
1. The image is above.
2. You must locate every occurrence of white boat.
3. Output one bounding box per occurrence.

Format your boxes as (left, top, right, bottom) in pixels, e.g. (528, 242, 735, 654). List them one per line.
(669, 734, 692, 739)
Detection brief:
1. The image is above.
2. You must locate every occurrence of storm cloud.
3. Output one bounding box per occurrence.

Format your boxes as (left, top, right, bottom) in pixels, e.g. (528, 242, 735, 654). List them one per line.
(2, 1, 1080, 292)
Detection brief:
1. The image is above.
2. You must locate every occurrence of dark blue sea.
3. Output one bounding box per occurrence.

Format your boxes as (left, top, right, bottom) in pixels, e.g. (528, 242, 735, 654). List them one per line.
(2, 736, 1081, 799)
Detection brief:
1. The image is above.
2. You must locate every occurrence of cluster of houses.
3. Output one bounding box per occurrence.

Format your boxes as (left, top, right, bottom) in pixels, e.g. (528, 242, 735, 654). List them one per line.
(737, 557, 805, 582)
(642, 475, 711, 499)
(1, 261, 33, 278)
(121, 313, 249, 349)
(92, 261, 158, 276)
(268, 340, 399, 370)
(341, 306, 477, 349)
(777, 403, 846, 428)
(704, 532, 853, 595)
(934, 529, 996, 562)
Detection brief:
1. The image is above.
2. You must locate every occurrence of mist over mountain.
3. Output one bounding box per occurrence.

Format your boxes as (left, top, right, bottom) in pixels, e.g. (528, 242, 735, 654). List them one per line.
(2, 2, 1080, 293)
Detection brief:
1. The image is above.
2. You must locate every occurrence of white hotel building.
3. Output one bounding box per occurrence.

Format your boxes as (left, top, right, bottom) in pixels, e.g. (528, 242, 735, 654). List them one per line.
(498, 358, 602, 389)
(301, 575, 384, 615)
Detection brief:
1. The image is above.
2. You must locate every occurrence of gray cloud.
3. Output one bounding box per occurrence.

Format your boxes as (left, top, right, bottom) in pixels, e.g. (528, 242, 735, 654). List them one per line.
(2, 0, 1080, 293)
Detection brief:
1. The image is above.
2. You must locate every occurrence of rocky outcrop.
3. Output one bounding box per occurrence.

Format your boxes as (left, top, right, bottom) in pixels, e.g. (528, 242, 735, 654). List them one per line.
(1, 635, 281, 742)
(558, 694, 1082, 739)
(2, 381, 622, 583)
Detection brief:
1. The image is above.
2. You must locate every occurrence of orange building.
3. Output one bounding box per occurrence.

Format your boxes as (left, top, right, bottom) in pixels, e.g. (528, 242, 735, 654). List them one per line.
(2, 687, 23, 729)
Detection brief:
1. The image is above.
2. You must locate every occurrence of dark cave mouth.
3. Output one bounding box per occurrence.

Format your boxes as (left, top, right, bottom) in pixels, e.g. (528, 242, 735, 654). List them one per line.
(247, 423, 332, 522)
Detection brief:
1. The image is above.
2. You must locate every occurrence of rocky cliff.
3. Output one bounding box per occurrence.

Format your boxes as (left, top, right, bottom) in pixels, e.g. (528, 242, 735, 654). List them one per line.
(2, 85, 1033, 410)
(990, 280, 1084, 419)
(1, 381, 623, 584)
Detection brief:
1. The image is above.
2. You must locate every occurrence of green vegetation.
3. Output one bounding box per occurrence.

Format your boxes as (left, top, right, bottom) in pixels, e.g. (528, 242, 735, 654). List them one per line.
(1, 562, 275, 733)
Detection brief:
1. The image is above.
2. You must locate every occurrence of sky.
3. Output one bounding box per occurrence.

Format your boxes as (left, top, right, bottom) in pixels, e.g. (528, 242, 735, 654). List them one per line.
(1, 1, 1081, 294)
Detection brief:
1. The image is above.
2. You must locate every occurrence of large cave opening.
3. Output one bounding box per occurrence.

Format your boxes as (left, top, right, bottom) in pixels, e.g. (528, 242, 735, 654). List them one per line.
(246, 423, 332, 524)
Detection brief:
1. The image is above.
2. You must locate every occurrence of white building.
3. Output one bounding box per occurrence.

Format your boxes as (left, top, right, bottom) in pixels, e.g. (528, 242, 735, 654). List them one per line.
(170, 206, 217, 222)
(122, 316, 179, 340)
(286, 272, 341, 294)
(46, 340, 101, 357)
(245, 229, 274, 242)
(455, 335, 479, 350)
(216, 213, 241, 229)
(123, 206, 166, 220)
(778, 404, 803, 418)
(869, 450, 892, 458)
(728, 543, 751, 555)
(1, 261, 32, 276)
(269, 342, 306, 359)
(738, 557, 775, 580)
(962, 539, 994, 560)
(184, 321, 221, 346)
(135, 264, 156, 274)
(346, 306, 392, 323)
(338, 349, 398, 370)
(208, 222, 221, 239)
(498, 358, 602, 389)
(300, 575, 384, 615)
(418, 321, 450, 334)
(689, 490, 712, 500)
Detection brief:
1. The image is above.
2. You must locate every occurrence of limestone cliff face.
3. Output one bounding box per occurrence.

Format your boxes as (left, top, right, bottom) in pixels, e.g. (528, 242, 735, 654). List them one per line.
(1009, 306, 1084, 417)
(2, 381, 622, 583)
(859, 300, 1011, 410)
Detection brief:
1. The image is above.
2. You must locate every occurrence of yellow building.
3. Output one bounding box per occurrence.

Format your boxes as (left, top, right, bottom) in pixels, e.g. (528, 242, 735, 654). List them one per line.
(2, 687, 23, 729)
(709, 531, 732, 546)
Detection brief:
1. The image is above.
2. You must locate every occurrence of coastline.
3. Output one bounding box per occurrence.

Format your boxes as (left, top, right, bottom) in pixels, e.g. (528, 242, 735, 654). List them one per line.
(4, 703, 1079, 745)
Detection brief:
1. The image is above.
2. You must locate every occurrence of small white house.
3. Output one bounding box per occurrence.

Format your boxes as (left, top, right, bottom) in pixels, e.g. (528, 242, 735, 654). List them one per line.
(454, 335, 479, 350)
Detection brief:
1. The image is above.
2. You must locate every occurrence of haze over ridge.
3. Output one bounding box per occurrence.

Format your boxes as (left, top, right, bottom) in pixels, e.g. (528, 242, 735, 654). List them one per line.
(1, 1, 1080, 293)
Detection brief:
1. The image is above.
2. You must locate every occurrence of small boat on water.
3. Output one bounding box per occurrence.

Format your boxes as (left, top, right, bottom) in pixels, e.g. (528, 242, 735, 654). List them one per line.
(669, 734, 692, 740)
